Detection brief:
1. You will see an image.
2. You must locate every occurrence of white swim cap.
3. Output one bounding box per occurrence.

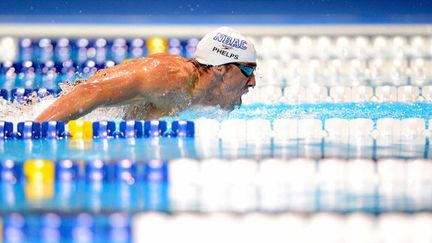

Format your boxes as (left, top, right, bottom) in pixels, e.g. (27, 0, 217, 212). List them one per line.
(194, 26, 256, 66)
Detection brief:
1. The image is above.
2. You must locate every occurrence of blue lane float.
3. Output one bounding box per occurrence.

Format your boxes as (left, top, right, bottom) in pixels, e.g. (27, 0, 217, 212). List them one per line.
(143, 160, 168, 183)
(0, 121, 14, 139)
(119, 120, 143, 138)
(42, 121, 66, 139)
(144, 120, 167, 137)
(114, 159, 137, 183)
(55, 159, 79, 182)
(17, 121, 41, 139)
(171, 120, 194, 137)
(93, 120, 116, 139)
(0, 159, 22, 183)
(85, 159, 109, 182)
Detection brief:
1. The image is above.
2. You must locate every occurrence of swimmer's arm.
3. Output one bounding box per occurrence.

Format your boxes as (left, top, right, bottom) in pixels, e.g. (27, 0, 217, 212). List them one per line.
(34, 70, 143, 122)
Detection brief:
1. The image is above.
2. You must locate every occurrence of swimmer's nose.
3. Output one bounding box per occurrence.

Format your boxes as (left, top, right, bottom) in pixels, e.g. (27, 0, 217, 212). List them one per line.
(247, 75, 256, 88)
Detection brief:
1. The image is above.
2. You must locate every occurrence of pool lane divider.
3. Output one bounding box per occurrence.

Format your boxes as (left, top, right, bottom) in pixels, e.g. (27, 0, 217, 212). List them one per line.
(1, 118, 430, 140)
(0, 88, 58, 104)
(1, 159, 169, 184)
(1, 212, 131, 243)
(0, 120, 195, 140)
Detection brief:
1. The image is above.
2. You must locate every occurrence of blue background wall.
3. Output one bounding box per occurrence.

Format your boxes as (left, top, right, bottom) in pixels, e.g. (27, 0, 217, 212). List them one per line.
(1, 0, 432, 24)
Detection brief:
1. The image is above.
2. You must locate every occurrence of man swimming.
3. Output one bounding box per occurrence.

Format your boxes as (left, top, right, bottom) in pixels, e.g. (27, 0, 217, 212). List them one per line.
(35, 27, 257, 122)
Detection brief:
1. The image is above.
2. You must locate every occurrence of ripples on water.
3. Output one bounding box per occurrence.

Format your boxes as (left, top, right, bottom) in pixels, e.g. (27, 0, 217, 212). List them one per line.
(0, 97, 129, 123)
(1, 94, 432, 123)
(0, 81, 128, 123)
(171, 102, 432, 122)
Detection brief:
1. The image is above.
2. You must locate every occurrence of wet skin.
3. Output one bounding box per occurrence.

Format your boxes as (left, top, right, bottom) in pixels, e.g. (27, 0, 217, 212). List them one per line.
(35, 53, 256, 122)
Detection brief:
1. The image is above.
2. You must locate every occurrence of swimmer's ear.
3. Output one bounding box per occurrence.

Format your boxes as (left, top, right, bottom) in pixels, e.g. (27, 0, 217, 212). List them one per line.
(215, 65, 228, 74)
(210, 65, 222, 76)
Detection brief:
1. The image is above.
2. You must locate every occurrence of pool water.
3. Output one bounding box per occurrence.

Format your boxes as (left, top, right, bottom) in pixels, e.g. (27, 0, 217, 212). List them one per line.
(192, 102, 432, 121)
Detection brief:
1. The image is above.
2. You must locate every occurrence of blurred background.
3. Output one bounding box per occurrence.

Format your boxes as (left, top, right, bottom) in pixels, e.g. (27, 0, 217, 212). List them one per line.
(2, 0, 432, 23)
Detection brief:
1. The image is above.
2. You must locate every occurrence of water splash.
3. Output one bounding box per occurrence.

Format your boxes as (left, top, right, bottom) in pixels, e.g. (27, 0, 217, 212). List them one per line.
(169, 102, 432, 122)
(163, 105, 231, 122)
(0, 94, 56, 123)
(0, 80, 128, 123)
(82, 106, 126, 122)
(2, 95, 432, 123)
(224, 102, 432, 121)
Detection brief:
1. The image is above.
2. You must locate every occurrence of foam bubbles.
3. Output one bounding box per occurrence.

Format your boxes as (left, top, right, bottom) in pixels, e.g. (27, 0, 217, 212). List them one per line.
(2, 94, 432, 123)
(0, 94, 56, 123)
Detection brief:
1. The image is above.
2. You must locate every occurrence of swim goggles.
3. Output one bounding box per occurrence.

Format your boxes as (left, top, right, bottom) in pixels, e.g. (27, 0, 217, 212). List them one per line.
(231, 63, 256, 77)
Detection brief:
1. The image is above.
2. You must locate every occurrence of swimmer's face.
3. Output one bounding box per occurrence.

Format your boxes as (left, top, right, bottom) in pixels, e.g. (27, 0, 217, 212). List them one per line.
(215, 62, 256, 110)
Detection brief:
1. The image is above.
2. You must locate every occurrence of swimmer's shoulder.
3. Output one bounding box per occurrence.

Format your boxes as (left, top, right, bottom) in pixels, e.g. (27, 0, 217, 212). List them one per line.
(128, 53, 190, 69)
(148, 53, 195, 77)
(149, 53, 190, 64)
(130, 54, 195, 87)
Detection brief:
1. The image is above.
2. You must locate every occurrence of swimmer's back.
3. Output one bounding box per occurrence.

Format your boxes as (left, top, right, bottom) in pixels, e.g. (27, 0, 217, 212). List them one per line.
(35, 53, 196, 122)
(92, 53, 193, 83)
(87, 53, 196, 105)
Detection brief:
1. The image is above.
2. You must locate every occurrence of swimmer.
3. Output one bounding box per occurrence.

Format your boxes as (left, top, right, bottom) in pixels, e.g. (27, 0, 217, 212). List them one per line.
(35, 26, 257, 122)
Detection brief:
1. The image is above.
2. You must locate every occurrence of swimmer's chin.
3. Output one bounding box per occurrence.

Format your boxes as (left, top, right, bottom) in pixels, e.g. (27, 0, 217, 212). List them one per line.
(230, 99, 243, 110)
(223, 103, 242, 111)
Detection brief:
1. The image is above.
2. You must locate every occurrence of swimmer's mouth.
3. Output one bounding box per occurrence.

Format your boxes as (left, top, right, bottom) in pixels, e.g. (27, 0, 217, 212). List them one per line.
(241, 84, 252, 95)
